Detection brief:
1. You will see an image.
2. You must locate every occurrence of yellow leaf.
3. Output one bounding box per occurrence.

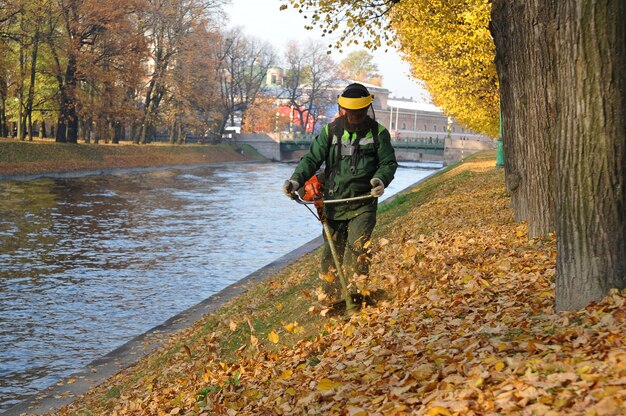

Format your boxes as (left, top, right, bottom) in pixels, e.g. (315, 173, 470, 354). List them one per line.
(229, 321, 237, 331)
(427, 406, 451, 416)
(403, 245, 418, 260)
(268, 330, 279, 344)
(279, 369, 293, 380)
(242, 389, 261, 399)
(321, 272, 336, 283)
(494, 361, 506, 371)
(411, 364, 435, 381)
(67, 378, 76, 384)
(371, 395, 386, 404)
(285, 387, 296, 395)
(284, 322, 297, 333)
(317, 378, 341, 391)
(343, 324, 356, 337)
(275, 303, 283, 311)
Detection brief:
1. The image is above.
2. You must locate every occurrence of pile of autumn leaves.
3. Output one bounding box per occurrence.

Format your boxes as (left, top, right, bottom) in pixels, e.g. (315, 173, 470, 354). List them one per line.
(63, 157, 625, 415)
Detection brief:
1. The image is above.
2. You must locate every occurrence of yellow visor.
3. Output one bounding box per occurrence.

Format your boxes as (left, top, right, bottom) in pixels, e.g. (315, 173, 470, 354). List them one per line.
(337, 94, 373, 110)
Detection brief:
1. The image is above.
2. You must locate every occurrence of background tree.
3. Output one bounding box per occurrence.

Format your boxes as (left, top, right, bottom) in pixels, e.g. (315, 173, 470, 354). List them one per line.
(490, 1, 556, 239)
(241, 94, 278, 133)
(391, 0, 499, 137)
(135, 0, 197, 144)
(339, 50, 381, 85)
(75, 0, 147, 144)
(281, 40, 339, 134)
(165, 23, 222, 143)
(301, 41, 338, 133)
(281, 40, 307, 133)
(217, 29, 276, 137)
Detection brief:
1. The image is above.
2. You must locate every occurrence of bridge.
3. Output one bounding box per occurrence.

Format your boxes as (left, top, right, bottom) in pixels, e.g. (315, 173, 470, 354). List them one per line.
(235, 133, 493, 164)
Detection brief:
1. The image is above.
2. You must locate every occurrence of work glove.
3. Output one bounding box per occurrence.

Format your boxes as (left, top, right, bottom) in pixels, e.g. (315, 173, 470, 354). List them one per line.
(370, 178, 385, 197)
(283, 179, 300, 198)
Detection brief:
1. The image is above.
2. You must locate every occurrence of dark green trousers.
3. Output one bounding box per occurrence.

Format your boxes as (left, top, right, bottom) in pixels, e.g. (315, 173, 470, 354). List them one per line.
(321, 211, 376, 298)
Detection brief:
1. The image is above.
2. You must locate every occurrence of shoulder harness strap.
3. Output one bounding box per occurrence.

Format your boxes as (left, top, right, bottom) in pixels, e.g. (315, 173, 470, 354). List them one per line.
(325, 119, 344, 197)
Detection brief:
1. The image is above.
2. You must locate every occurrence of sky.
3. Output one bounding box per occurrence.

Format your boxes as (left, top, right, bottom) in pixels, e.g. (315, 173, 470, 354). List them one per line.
(223, 0, 432, 103)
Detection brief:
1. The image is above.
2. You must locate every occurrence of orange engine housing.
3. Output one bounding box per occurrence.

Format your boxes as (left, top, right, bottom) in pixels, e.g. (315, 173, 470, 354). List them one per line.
(302, 174, 324, 201)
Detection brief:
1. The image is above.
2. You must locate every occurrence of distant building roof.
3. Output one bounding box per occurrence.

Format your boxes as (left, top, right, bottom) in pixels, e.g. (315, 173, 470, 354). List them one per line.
(387, 99, 442, 113)
(345, 79, 389, 94)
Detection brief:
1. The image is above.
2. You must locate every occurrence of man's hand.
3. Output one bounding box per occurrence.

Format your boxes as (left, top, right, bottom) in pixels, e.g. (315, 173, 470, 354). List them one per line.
(370, 178, 385, 197)
(282, 179, 300, 197)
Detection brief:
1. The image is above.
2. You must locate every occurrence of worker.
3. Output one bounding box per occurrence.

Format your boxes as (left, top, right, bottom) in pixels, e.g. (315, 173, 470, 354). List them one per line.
(282, 82, 398, 301)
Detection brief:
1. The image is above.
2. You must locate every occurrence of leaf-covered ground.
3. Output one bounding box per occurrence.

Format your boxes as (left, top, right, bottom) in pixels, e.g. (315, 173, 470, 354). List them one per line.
(0, 139, 262, 176)
(54, 152, 625, 416)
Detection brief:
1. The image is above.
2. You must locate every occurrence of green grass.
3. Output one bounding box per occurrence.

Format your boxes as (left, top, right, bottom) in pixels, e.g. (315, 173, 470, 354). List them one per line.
(0, 139, 266, 166)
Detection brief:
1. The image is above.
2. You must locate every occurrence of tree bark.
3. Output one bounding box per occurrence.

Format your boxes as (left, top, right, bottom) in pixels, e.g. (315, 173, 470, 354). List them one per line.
(25, 26, 40, 141)
(17, 42, 25, 141)
(0, 78, 7, 137)
(554, 0, 626, 310)
(490, 0, 557, 238)
(55, 55, 79, 144)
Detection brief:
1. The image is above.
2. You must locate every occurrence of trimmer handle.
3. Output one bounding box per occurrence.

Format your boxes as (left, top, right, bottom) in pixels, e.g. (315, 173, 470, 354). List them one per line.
(290, 192, 374, 205)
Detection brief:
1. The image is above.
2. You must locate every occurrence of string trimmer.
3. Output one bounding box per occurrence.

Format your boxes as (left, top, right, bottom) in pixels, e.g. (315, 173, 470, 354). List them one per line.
(290, 174, 373, 313)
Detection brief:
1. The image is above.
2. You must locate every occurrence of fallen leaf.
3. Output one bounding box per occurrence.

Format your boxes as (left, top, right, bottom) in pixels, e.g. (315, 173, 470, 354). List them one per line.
(317, 378, 342, 391)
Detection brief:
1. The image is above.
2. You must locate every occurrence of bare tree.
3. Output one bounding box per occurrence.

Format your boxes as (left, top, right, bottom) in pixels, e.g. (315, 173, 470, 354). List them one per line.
(216, 29, 276, 136)
(281, 40, 340, 134)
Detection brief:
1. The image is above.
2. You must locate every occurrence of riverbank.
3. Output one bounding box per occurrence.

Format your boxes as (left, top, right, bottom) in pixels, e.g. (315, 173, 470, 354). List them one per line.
(23, 151, 626, 415)
(0, 138, 265, 178)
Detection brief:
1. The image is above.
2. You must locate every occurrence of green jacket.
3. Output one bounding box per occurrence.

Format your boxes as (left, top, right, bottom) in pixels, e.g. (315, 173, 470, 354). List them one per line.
(290, 116, 398, 220)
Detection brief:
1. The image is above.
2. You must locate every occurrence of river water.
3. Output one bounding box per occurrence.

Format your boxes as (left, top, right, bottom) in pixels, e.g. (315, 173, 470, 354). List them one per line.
(0, 161, 440, 411)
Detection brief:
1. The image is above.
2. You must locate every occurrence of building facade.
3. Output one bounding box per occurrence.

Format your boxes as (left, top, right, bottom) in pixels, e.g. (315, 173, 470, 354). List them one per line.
(264, 71, 492, 143)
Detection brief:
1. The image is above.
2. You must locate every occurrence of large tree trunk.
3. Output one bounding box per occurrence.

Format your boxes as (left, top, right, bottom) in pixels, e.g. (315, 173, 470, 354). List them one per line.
(490, 0, 557, 238)
(554, 0, 626, 310)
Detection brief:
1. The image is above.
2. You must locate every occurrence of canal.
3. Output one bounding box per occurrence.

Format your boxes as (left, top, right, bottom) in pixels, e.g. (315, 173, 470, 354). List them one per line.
(0, 161, 441, 411)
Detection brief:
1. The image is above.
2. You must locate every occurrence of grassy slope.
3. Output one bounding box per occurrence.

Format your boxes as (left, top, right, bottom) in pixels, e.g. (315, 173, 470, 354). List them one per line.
(56, 151, 625, 416)
(0, 139, 265, 175)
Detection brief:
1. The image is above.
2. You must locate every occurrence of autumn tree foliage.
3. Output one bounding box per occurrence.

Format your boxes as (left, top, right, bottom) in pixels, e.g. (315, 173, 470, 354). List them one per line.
(0, 0, 55, 141)
(390, 0, 499, 138)
(0, 0, 272, 145)
(283, 0, 499, 138)
(242, 94, 278, 133)
(283, 0, 626, 310)
(162, 22, 222, 143)
(339, 50, 382, 86)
